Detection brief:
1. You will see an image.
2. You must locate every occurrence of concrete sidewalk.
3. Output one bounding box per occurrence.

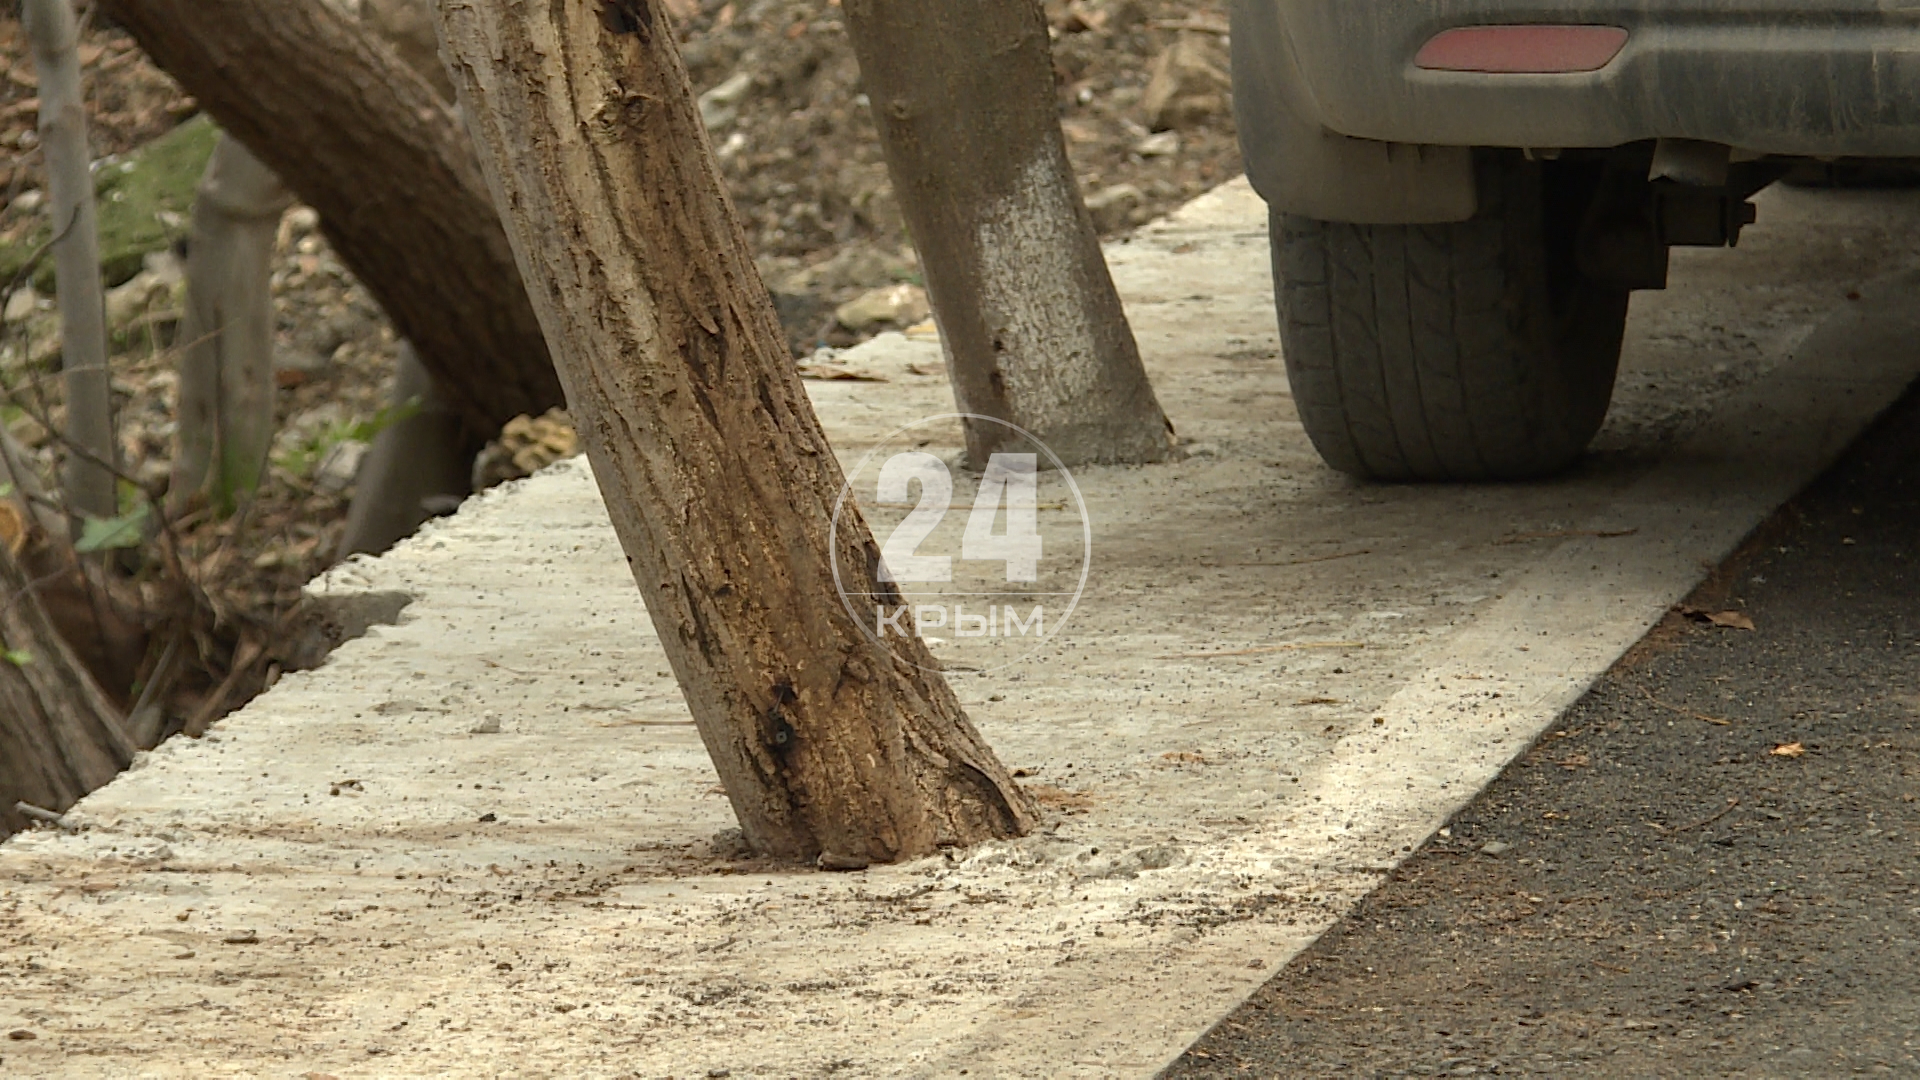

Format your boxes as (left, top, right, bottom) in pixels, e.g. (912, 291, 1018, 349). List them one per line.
(4, 180, 1920, 1078)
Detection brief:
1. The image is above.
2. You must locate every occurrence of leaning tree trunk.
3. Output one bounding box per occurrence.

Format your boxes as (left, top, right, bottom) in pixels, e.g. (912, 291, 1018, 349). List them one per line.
(24, 0, 119, 523)
(326, 0, 482, 559)
(842, 0, 1175, 467)
(437, 0, 1035, 865)
(0, 537, 135, 838)
(170, 133, 295, 517)
(100, 0, 564, 436)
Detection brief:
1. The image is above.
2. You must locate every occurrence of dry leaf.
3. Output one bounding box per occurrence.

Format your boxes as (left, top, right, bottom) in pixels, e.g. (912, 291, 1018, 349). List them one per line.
(1706, 610, 1756, 631)
(1028, 784, 1096, 811)
(1770, 742, 1807, 758)
(0, 501, 27, 557)
(1557, 754, 1590, 770)
(1678, 605, 1756, 630)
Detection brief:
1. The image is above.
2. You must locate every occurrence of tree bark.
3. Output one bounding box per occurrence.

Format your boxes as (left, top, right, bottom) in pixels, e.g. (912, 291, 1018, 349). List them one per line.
(100, 0, 565, 436)
(0, 536, 135, 839)
(841, 0, 1175, 467)
(436, 0, 1035, 865)
(170, 133, 295, 516)
(334, 341, 473, 560)
(24, 0, 118, 522)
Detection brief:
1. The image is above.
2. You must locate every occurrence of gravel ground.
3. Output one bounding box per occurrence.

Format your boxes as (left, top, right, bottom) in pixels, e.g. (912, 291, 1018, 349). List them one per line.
(1165, 381, 1920, 1077)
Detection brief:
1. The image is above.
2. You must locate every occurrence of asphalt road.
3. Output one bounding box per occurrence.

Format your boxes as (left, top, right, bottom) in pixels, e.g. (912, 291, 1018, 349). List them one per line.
(1164, 379, 1920, 1077)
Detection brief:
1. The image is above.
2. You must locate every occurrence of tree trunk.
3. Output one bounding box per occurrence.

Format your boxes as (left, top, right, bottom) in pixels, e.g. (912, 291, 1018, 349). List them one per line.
(100, 0, 565, 437)
(24, 0, 119, 522)
(436, 0, 1035, 865)
(170, 133, 295, 516)
(841, 0, 1175, 468)
(334, 341, 474, 560)
(0, 536, 135, 838)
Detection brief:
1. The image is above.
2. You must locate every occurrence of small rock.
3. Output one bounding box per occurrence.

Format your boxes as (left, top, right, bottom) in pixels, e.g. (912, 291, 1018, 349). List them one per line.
(834, 283, 930, 332)
(9, 411, 47, 449)
(135, 457, 171, 499)
(103, 268, 177, 329)
(709, 828, 751, 858)
(782, 245, 915, 294)
(2, 284, 37, 324)
(1135, 131, 1181, 158)
(1083, 183, 1144, 232)
(1480, 841, 1512, 856)
(1142, 32, 1231, 131)
(469, 713, 502, 735)
(698, 71, 755, 130)
(273, 347, 332, 377)
(10, 189, 44, 214)
(284, 205, 321, 236)
(222, 929, 259, 945)
(1130, 843, 1187, 871)
(313, 438, 369, 494)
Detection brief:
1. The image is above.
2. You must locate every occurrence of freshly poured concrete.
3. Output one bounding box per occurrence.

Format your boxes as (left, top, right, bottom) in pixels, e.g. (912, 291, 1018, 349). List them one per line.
(5, 180, 1920, 1078)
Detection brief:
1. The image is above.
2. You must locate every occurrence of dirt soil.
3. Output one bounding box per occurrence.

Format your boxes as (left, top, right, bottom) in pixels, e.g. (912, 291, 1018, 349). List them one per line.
(1165, 385, 1920, 1077)
(671, 0, 1242, 350)
(0, 0, 1242, 749)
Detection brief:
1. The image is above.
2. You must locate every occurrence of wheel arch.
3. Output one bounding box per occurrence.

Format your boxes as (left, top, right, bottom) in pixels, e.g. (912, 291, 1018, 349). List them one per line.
(1231, 0, 1478, 225)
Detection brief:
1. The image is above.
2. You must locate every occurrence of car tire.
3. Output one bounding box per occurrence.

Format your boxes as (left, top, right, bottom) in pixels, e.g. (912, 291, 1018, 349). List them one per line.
(1273, 156, 1629, 481)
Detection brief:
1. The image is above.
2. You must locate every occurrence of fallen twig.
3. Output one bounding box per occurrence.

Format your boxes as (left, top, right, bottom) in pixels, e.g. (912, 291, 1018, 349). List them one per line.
(796, 363, 887, 382)
(1668, 797, 1740, 834)
(1495, 528, 1639, 546)
(13, 801, 72, 828)
(1637, 684, 1730, 726)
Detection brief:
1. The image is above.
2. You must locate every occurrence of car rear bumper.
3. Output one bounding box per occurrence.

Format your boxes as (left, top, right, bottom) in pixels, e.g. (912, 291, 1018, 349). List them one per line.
(1261, 1, 1920, 157)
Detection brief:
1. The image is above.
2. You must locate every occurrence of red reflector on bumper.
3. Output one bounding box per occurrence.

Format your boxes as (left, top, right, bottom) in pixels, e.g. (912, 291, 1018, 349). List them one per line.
(1415, 25, 1629, 74)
